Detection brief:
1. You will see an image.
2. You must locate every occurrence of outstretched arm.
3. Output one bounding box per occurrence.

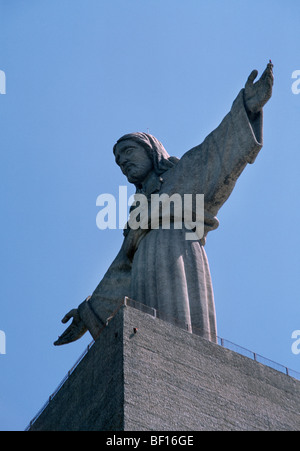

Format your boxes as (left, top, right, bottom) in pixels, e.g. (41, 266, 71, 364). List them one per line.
(176, 62, 274, 224)
(54, 243, 132, 346)
(54, 227, 145, 346)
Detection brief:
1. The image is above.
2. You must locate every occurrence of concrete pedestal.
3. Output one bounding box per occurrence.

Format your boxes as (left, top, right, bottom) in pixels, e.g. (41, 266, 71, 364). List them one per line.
(28, 303, 300, 431)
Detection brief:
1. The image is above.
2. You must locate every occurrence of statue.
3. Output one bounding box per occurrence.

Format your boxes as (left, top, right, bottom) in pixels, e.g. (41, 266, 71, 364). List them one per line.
(54, 63, 274, 346)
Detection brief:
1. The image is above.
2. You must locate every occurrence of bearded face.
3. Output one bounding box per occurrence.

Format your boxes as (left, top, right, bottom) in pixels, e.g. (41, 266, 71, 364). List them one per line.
(114, 139, 154, 185)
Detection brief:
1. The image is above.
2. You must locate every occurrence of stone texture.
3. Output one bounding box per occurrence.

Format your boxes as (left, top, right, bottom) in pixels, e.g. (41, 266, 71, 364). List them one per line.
(30, 304, 300, 431)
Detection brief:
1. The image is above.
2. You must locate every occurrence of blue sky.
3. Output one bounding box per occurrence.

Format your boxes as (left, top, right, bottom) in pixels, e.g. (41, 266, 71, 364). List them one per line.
(1, 0, 300, 430)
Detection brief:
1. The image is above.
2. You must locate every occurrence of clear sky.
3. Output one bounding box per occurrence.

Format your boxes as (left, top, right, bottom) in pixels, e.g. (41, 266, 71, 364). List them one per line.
(1, 0, 300, 431)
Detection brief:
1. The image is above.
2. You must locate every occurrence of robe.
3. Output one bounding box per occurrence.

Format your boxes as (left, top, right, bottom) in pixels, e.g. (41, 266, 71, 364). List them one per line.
(78, 89, 263, 343)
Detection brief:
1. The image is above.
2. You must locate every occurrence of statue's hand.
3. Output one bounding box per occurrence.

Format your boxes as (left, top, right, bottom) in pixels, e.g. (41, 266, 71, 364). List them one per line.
(54, 308, 87, 346)
(244, 62, 274, 114)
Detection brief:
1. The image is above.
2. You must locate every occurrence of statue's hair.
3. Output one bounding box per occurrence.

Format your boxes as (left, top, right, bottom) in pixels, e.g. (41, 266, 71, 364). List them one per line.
(113, 132, 179, 176)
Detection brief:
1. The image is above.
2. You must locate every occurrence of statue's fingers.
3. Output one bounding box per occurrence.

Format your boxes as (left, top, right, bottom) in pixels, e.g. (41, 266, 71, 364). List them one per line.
(54, 322, 87, 346)
(246, 69, 258, 86)
(262, 66, 274, 94)
(267, 66, 274, 85)
(54, 325, 76, 346)
(54, 336, 66, 346)
(61, 313, 72, 324)
(61, 309, 77, 324)
(261, 63, 274, 82)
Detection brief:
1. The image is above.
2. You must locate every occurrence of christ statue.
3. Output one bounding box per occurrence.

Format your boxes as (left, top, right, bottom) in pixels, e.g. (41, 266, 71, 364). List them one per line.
(54, 63, 274, 346)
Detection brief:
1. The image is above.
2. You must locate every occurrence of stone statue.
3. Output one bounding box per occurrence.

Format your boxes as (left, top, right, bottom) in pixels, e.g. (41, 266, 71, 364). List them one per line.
(54, 63, 274, 346)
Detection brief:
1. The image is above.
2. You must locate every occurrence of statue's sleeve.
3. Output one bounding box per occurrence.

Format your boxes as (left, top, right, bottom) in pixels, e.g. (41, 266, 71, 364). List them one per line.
(77, 240, 132, 339)
(76, 227, 147, 339)
(177, 89, 263, 216)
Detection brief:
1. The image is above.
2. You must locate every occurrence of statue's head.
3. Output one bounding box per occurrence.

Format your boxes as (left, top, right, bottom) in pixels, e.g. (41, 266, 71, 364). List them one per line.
(113, 132, 178, 187)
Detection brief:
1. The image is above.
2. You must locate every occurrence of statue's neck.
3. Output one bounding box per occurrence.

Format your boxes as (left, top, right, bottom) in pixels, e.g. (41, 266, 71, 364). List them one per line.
(136, 171, 163, 197)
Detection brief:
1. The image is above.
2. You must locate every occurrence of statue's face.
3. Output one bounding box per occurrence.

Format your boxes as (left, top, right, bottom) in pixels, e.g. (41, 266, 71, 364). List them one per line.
(114, 139, 153, 184)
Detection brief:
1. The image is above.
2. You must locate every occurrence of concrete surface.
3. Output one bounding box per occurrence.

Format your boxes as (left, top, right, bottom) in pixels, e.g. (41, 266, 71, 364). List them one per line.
(29, 304, 300, 431)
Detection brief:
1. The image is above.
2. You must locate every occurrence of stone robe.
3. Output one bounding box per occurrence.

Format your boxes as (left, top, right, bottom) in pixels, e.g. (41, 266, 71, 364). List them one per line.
(78, 89, 263, 343)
